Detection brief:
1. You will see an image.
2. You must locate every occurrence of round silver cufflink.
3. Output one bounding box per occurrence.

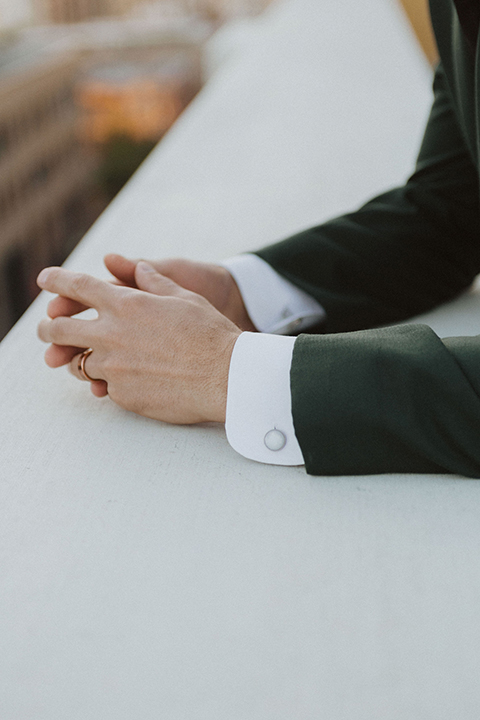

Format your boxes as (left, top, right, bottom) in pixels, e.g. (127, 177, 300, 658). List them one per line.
(264, 429, 287, 452)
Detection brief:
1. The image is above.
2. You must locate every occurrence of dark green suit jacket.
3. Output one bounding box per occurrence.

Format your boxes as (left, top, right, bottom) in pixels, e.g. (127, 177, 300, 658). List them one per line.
(256, 0, 480, 477)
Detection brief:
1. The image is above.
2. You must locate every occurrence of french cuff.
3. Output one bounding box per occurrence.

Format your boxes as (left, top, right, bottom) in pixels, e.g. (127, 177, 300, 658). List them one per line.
(226, 332, 305, 466)
(221, 253, 325, 334)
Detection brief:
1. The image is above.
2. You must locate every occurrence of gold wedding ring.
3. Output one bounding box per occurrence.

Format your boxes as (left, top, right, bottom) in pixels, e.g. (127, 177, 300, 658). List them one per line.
(78, 348, 96, 382)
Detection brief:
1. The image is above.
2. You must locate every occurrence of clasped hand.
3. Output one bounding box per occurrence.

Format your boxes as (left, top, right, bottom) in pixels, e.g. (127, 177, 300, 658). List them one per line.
(36, 254, 252, 424)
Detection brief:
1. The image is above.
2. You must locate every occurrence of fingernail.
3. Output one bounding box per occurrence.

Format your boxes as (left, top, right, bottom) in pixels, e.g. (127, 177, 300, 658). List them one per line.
(137, 261, 155, 273)
(37, 269, 51, 287)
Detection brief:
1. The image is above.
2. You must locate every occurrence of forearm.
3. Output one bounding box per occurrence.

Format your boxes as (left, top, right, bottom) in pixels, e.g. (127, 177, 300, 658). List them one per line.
(291, 325, 480, 477)
(256, 66, 480, 333)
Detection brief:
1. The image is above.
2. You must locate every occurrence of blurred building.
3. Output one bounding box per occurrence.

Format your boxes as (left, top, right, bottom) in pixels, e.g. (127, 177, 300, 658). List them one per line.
(78, 48, 201, 143)
(33, 0, 142, 24)
(22, 16, 207, 145)
(33, 0, 277, 26)
(195, 0, 275, 19)
(0, 16, 207, 337)
(0, 42, 100, 338)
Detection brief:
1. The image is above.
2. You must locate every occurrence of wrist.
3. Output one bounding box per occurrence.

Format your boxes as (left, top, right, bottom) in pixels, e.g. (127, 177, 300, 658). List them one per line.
(207, 329, 241, 423)
(224, 272, 256, 332)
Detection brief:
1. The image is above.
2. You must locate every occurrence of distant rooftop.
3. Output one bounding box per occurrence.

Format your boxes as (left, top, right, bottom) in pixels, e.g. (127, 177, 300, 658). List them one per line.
(0, 14, 212, 82)
(23, 14, 212, 51)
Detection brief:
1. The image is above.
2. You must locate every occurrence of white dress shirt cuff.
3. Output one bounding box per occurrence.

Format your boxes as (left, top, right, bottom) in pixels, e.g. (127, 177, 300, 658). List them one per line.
(226, 332, 304, 466)
(221, 253, 325, 334)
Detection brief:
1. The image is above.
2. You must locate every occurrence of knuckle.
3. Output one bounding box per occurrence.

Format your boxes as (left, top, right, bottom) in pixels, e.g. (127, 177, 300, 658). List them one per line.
(125, 290, 150, 315)
(115, 287, 139, 312)
(154, 258, 183, 276)
(127, 289, 146, 307)
(102, 352, 123, 380)
(194, 292, 209, 308)
(50, 318, 67, 343)
(49, 317, 68, 345)
(104, 376, 147, 417)
(111, 294, 128, 317)
(70, 273, 90, 297)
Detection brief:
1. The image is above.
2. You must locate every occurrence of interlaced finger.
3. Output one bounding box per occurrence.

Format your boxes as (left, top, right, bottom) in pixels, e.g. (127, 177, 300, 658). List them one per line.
(104, 254, 140, 286)
(45, 343, 86, 368)
(48, 276, 132, 319)
(70, 349, 103, 383)
(37, 267, 116, 310)
(134, 262, 192, 299)
(38, 316, 99, 348)
(48, 296, 89, 319)
(69, 350, 108, 397)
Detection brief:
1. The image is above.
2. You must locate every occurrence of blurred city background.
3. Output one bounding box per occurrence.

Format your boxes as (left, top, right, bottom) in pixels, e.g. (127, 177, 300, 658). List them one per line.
(0, 0, 278, 339)
(0, 0, 434, 340)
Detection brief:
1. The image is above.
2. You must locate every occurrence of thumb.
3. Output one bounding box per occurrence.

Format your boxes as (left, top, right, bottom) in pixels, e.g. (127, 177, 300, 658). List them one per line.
(134, 261, 182, 297)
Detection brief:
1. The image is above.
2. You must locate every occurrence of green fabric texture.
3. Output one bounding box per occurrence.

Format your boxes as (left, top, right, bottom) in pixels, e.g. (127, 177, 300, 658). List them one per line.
(256, 0, 480, 476)
(292, 327, 480, 476)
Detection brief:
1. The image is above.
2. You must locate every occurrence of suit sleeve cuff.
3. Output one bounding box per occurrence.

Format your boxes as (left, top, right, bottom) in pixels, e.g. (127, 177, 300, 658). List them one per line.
(225, 332, 305, 466)
(221, 254, 325, 334)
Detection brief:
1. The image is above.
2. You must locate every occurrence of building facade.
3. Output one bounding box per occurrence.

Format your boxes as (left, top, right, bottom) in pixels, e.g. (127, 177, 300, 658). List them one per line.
(77, 43, 202, 143)
(33, 0, 141, 24)
(33, 0, 275, 25)
(0, 50, 101, 337)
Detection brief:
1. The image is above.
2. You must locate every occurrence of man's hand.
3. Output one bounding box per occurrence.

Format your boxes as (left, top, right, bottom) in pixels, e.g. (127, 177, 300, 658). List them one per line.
(37, 263, 242, 424)
(44, 254, 255, 370)
(106, 254, 256, 331)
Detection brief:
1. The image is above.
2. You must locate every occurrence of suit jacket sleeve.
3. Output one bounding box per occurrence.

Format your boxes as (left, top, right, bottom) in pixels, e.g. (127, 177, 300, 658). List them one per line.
(256, 65, 480, 477)
(256, 65, 480, 334)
